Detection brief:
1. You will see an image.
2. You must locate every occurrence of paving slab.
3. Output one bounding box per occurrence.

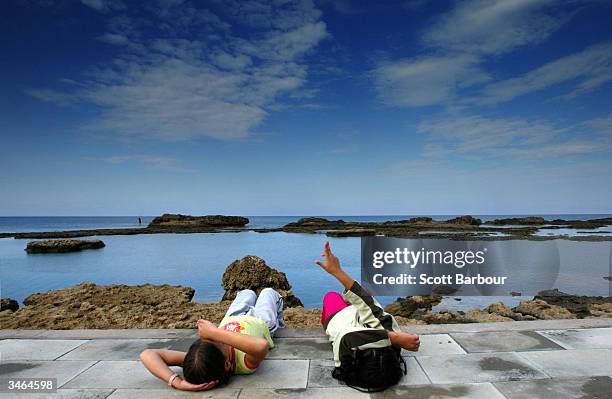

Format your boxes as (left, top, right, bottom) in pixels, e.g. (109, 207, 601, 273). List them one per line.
(0, 388, 114, 399)
(0, 361, 96, 387)
(226, 360, 308, 389)
(401, 318, 612, 334)
(494, 376, 612, 399)
(536, 327, 612, 350)
(518, 349, 612, 378)
(107, 388, 240, 398)
(268, 338, 332, 360)
(0, 339, 87, 361)
(416, 352, 549, 384)
(58, 339, 174, 361)
(274, 328, 326, 338)
(238, 387, 368, 398)
(307, 358, 430, 388)
(62, 361, 174, 389)
(36, 329, 197, 340)
(450, 331, 563, 353)
(402, 334, 465, 357)
(370, 382, 506, 399)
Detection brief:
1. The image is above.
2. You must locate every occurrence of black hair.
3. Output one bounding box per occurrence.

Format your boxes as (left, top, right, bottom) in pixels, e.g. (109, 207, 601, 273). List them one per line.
(183, 339, 231, 385)
(332, 347, 406, 392)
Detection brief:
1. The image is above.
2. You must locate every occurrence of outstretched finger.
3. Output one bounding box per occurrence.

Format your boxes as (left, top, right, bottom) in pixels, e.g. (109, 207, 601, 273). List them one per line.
(323, 241, 331, 257)
(315, 260, 324, 268)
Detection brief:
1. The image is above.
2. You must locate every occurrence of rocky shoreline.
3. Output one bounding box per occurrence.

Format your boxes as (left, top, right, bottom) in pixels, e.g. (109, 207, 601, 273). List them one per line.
(2, 255, 610, 329)
(3, 214, 611, 241)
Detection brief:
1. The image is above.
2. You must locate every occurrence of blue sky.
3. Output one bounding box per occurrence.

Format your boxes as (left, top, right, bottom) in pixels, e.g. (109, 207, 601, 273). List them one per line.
(2, 0, 612, 216)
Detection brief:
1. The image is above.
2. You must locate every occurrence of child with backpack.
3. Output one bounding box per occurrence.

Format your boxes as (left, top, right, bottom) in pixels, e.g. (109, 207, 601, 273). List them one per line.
(316, 241, 420, 392)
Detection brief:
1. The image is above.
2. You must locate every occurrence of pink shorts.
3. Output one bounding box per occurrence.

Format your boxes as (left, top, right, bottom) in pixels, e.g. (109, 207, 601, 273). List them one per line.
(321, 292, 350, 325)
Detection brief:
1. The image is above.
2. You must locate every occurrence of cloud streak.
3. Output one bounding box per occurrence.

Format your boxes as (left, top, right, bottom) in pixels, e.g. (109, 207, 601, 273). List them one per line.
(480, 41, 612, 103)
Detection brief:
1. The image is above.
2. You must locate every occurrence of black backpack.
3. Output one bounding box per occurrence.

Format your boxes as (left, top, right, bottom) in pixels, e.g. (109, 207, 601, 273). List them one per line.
(331, 346, 407, 393)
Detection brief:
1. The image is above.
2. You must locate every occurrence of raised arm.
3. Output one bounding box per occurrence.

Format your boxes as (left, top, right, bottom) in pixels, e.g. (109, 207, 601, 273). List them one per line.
(197, 320, 270, 365)
(139, 349, 218, 391)
(315, 241, 355, 290)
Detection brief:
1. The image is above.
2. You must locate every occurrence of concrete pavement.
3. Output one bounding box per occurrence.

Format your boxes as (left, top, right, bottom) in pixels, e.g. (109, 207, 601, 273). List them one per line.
(1, 319, 612, 398)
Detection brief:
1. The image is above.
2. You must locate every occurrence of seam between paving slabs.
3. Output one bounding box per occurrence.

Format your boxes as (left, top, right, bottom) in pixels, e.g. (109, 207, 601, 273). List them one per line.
(532, 330, 574, 350)
(58, 359, 100, 389)
(53, 339, 92, 360)
(512, 351, 554, 379)
(447, 333, 472, 354)
(306, 359, 312, 388)
(413, 356, 433, 384)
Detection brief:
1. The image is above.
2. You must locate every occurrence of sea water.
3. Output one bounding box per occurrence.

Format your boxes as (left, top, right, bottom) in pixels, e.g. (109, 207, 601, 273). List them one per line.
(1, 215, 611, 309)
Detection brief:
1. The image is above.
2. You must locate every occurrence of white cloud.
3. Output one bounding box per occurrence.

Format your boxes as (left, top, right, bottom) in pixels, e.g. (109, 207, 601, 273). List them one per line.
(81, 0, 125, 13)
(480, 42, 612, 103)
(92, 154, 192, 172)
(97, 33, 130, 45)
(416, 113, 609, 159)
(373, 55, 489, 107)
(423, 0, 568, 55)
(28, 1, 328, 141)
(372, 0, 595, 108)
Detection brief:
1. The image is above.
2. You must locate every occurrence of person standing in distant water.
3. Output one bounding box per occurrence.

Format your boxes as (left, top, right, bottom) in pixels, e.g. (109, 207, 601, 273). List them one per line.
(138, 217, 142, 225)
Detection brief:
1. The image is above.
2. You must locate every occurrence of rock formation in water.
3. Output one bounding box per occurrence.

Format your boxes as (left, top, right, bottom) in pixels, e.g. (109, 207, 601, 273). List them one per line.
(325, 229, 376, 237)
(221, 255, 303, 308)
(149, 214, 249, 228)
(446, 215, 482, 225)
(25, 239, 105, 253)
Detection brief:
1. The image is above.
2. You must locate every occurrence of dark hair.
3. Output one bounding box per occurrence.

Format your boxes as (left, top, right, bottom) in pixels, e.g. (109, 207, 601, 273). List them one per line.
(183, 339, 230, 385)
(332, 347, 406, 392)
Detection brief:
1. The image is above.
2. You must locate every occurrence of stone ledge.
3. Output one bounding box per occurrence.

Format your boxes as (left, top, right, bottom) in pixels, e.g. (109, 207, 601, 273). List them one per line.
(2, 318, 611, 340)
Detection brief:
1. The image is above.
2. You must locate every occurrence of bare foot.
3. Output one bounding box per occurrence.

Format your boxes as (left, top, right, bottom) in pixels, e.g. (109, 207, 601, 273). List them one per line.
(389, 331, 420, 351)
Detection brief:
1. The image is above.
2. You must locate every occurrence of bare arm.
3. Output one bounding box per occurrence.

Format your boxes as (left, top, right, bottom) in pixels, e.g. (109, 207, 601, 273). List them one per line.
(197, 320, 269, 363)
(315, 241, 355, 290)
(388, 331, 420, 351)
(139, 349, 218, 391)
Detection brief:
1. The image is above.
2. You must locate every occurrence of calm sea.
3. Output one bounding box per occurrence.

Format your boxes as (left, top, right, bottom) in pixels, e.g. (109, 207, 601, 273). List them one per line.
(1, 215, 610, 309)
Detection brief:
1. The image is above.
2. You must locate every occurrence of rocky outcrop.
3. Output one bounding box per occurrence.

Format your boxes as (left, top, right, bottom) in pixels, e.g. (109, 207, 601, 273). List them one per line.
(325, 229, 376, 237)
(513, 299, 576, 320)
(221, 256, 303, 308)
(406, 217, 433, 223)
(149, 214, 249, 228)
(1, 298, 19, 312)
(446, 215, 482, 225)
(384, 295, 442, 318)
(4, 282, 221, 329)
(0, 282, 317, 329)
(534, 289, 612, 318)
(25, 239, 105, 254)
(489, 216, 546, 225)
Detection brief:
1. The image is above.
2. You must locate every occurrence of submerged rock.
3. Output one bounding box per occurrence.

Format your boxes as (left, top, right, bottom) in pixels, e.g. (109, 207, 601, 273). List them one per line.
(149, 214, 249, 228)
(221, 255, 303, 308)
(25, 239, 105, 254)
(1, 298, 19, 312)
